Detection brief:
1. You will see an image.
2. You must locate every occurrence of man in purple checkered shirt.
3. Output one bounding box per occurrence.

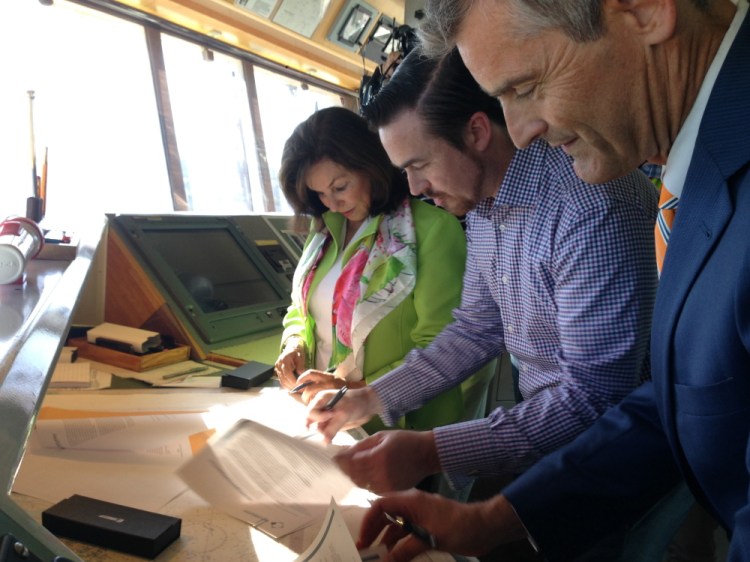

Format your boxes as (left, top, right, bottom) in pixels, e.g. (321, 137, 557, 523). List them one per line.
(306, 48, 658, 499)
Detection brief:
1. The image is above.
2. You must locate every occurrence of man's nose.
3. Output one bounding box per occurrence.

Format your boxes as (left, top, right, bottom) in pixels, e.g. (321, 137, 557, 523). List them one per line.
(503, 101, 547, 149)
(405, 171, 429, 196)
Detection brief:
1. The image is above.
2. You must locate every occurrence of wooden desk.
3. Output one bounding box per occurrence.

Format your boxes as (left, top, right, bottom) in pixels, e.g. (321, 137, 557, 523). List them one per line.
(11, 385, 367, 562)
(14, 491, 282, 562)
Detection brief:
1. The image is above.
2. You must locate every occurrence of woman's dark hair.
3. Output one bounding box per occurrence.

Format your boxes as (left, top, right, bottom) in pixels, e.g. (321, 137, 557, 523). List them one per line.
(279, 106, 409, 218)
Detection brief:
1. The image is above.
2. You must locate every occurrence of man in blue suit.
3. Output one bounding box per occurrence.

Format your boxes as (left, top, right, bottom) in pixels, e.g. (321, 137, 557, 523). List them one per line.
(353, 0, 750, 561)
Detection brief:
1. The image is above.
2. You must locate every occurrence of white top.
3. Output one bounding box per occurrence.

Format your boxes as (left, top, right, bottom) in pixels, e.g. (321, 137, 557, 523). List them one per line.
(307, 217, 372, 371)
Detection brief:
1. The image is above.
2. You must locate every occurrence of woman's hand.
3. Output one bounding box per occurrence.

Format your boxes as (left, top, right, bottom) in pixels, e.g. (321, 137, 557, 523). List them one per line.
(275, 338, 306, 391)
(294, 371, 364, 405)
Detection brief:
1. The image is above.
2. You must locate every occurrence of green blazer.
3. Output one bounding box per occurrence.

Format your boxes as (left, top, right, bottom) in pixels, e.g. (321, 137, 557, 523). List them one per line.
(282, 197, 468, 431)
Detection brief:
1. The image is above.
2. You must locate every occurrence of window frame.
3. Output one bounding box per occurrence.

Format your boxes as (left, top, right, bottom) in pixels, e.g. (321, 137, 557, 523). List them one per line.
(64, 0, 357, 213)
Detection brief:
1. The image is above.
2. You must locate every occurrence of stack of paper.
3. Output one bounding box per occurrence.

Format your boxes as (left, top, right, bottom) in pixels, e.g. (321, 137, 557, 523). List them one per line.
(176, 419, 366, 539)
(49, 363, 91, 388)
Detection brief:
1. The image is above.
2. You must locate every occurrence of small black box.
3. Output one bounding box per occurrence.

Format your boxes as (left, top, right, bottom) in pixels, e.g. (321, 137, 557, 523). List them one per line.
(220, 360, 274, 390)
(42, 495, 181, 559)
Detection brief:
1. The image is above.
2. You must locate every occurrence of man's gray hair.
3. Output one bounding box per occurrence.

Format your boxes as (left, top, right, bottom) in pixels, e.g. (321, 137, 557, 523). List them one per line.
(419, 0, 712, 56)
(419, 0, 475, 57)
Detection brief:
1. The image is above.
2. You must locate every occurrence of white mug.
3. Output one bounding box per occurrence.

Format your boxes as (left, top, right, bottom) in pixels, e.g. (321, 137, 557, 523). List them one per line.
(0, 216, 44, 284)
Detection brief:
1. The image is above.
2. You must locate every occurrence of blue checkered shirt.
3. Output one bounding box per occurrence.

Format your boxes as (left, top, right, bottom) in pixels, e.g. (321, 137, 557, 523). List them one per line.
(372, 140, 658, 487)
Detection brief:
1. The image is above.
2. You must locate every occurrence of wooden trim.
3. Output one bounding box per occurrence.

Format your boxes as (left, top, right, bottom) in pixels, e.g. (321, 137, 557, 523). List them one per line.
(144, 26, 188, 211)
(242, 61, 276, 212)
(105, 227, 204, 358)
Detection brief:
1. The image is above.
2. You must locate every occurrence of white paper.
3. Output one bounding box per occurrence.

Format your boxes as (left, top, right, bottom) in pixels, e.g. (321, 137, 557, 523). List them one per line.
(12, 449, 188, 511)
(290, 500, 445, 562)
(123, 360, 224, 388)
(33, 411, 211, 453)
(14, 391, 377, 549)
(49, 362, 91, 388)
(177, 419, 359, 539)
(293, 499, 362, 561)
(13, 392, 271, 511)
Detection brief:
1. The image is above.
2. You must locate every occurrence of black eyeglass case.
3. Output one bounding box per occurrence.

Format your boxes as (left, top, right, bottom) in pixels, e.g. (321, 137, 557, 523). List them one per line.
(42, 494, 181, 559)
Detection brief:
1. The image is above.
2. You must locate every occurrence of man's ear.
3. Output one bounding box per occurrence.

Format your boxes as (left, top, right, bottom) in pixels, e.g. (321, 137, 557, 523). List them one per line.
(606, 0, 677, 45)
(466, 112, 493, 152)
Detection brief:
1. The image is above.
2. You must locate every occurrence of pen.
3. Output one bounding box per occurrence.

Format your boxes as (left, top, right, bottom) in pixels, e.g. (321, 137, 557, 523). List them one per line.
(290, 380, 313, 394)
(289, 365, 337, 393)
(162, 366, 209, 380)
(383, 511, 437, 549)
(323, 385, 348, 411)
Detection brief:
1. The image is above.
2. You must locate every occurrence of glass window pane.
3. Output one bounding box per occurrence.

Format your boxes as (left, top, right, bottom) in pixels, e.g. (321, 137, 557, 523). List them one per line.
(0, 0, 172, 226)
(253, 67, 345, 213)
(162, 35, 263, 213)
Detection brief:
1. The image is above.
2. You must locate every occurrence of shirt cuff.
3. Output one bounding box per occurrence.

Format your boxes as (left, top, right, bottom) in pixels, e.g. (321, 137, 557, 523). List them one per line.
(433, 419, 491, 489)
(371, 367, 421, 426)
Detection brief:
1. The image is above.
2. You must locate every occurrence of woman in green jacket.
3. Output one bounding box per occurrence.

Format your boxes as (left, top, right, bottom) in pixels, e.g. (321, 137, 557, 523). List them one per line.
(274, 106, 468, 432)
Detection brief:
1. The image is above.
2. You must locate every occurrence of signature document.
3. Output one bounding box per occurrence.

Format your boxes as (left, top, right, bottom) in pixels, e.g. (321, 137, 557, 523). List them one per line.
(177, 419, 359, 539)
(293, 498, 389, 562)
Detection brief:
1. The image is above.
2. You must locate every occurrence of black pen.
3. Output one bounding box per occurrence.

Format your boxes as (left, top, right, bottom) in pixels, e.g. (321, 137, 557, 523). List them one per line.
(323, 385, 348, 411)
(289, 380, 313, 394)
(290, 366, 336, 394)
(383, 511, 437, 549)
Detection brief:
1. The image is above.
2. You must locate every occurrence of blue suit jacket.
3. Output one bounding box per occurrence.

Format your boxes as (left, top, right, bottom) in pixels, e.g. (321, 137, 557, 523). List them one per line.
(504, 11, 750, 561)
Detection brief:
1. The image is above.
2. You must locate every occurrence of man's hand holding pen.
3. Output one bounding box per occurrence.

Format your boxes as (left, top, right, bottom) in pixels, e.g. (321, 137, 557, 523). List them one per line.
(358, 490, 524, 562)
(305, 385, 384, 443)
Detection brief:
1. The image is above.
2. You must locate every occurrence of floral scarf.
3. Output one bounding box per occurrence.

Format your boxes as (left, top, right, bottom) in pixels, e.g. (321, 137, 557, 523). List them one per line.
(291, 198, 417, 381)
